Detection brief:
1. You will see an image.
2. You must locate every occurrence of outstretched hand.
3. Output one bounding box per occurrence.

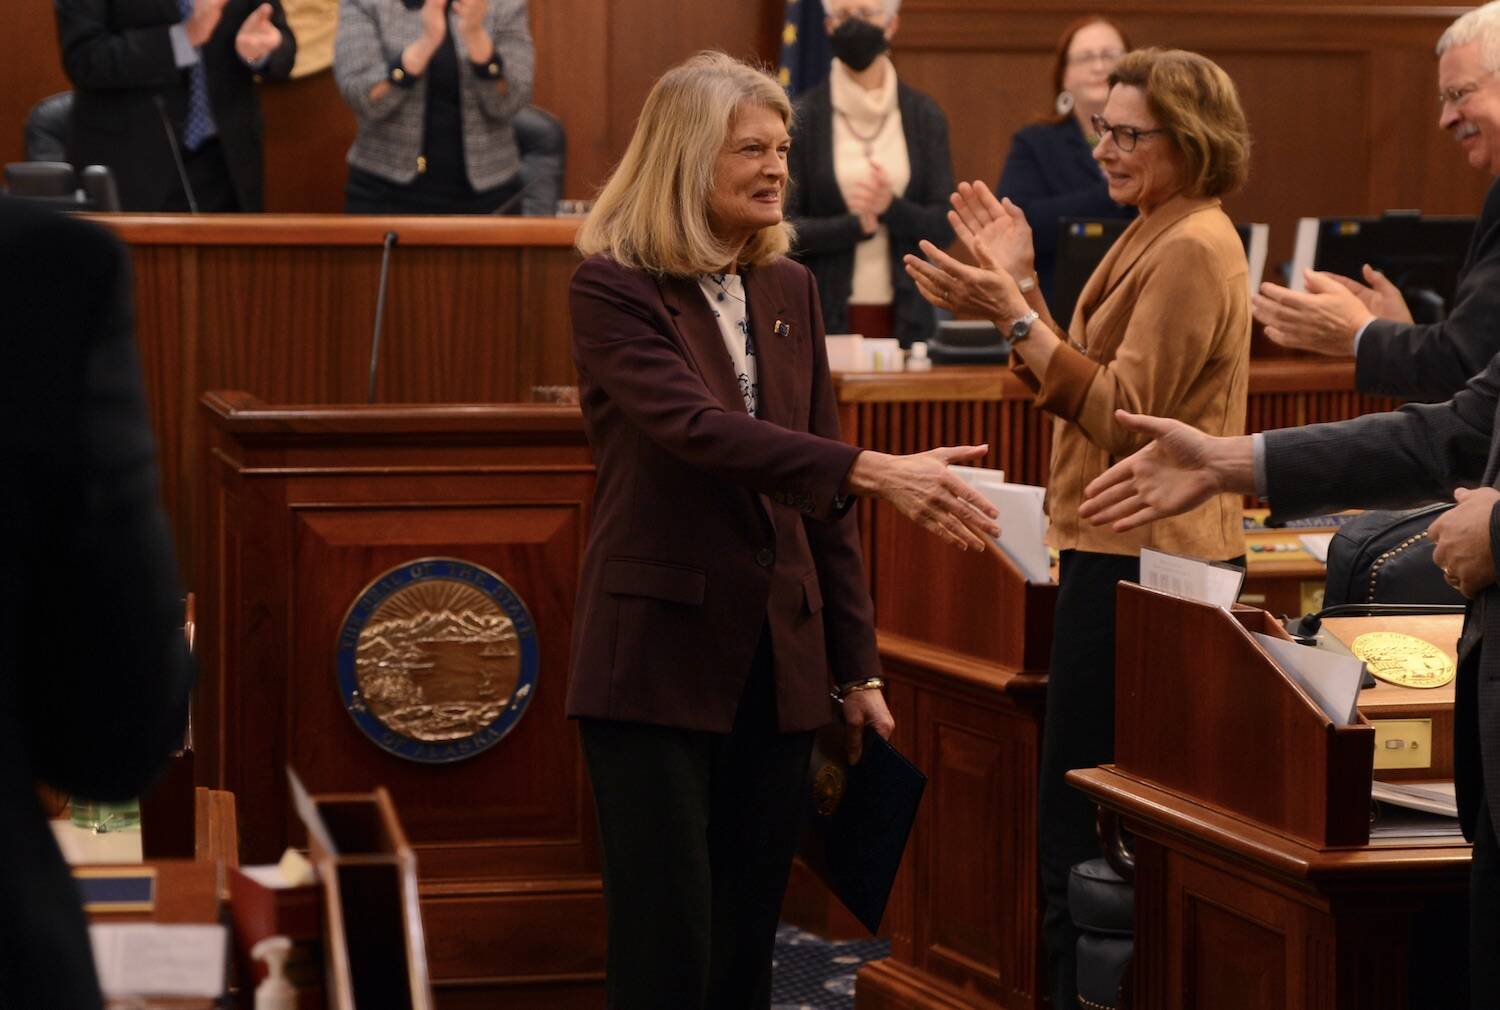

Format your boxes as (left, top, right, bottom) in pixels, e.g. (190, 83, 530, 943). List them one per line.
(1323, 264, 1414, 325)
(846, 444, 1001, 552)
(948, 181, 1035, 282)
(1079, 411, 1254, 532)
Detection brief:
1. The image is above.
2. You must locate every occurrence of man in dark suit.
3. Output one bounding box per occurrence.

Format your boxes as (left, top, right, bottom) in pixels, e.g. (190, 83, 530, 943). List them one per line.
(1252, 5, 1500, 402)
(0, 198, 195, 1007)
(56, 0, 296, 211)
(1079, 354, 1500, 1005)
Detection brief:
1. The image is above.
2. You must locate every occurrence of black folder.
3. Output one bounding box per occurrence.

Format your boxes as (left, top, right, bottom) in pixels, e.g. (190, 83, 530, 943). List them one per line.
(799, 722, 927, 935)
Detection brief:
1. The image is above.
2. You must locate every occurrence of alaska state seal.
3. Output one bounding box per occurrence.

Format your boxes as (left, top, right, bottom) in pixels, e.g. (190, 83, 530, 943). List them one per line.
(336, 557, 539, 763)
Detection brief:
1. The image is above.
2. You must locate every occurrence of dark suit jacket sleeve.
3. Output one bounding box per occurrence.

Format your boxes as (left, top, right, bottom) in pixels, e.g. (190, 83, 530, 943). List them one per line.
(17, 215, 193, 800)
(881, 93, 954, 247)
(55, 0, 180, 91)
(571, 258, 861, 521)
(1355, 235, 1500, 402)
(997, 126, 1119, 265)
(1262, 354, 1500, 519)
(796, 269, 880, 685)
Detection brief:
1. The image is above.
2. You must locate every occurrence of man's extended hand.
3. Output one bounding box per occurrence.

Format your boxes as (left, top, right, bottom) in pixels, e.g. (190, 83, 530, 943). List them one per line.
(1253, 269, 1374, 356)
(1430, 486, 1500, 597)
(1079, 411, 1256, 532)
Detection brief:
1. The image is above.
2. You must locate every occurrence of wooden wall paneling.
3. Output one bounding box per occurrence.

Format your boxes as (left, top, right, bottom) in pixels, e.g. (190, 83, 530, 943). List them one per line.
(4, 0, 69, 166)
(259, 71, 358, 213)
(516, 245, 586, 397)
(892, 3, 1491, 275)
(528, 0, 611, 201)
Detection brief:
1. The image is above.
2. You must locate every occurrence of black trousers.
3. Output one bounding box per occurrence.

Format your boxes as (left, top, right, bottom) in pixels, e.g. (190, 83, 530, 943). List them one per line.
(1472, 796, 1500, 1008)
(1038, 550, 1140, 1010)
(161, 138, 240, 213)
(578, 630, 814, 1010)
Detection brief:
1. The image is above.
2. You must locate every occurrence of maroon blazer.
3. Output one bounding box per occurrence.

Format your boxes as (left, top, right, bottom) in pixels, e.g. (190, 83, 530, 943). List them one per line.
(566, 253, 880, 734)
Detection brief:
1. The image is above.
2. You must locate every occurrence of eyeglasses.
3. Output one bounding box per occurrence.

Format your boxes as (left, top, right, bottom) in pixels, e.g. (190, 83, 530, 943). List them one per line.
(1068, 48, 1124, 68)
(1439, 74, 1494, 109)
(1090, 114, 1165, 152)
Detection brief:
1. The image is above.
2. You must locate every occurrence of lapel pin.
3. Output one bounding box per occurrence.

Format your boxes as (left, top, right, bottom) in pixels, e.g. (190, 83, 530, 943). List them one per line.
(774, 320, 791, 337)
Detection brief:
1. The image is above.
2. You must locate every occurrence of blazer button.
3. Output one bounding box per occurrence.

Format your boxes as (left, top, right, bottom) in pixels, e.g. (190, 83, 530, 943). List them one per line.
(755, 548, 775, 568)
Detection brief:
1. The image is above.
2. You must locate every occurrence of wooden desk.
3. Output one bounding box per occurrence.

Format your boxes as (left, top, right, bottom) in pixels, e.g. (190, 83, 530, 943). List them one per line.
(1070, 590, 1470, 1010)
(97, 214, 582, 584)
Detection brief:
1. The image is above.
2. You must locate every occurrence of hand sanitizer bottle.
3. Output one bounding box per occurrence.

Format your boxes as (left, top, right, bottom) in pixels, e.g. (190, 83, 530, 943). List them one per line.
(251, 936, 296, 1010)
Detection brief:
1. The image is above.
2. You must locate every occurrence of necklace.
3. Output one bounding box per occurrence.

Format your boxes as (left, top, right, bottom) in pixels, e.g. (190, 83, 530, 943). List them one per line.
(835, 108, 891, 158)
(705, 272, 746, 305)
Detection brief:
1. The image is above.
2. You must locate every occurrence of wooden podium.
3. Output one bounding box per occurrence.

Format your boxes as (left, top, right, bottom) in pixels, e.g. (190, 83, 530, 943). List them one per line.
(847, 501, 1058, 1010)
(1071, 584, 1471, 1010)
(199, 393, 604, 1008)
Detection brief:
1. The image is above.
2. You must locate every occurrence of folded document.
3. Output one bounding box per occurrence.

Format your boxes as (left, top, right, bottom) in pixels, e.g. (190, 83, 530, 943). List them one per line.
(950, 466, 1051, 584)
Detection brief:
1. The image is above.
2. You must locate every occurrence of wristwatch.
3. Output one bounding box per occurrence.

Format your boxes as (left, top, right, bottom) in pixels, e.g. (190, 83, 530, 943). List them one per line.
(1007, 309, 1040, 343)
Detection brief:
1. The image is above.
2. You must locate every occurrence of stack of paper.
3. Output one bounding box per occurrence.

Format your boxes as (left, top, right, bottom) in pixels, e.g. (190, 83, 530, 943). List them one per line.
(1139, 548, 1245, 609)
(1252, 632, 1364, 726)
(90, 923, 227, 999)
(951, 466, 1051, 584)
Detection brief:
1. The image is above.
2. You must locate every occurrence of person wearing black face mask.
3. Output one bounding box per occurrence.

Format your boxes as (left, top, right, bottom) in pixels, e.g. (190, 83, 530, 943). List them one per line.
(787, 0, 955, 348)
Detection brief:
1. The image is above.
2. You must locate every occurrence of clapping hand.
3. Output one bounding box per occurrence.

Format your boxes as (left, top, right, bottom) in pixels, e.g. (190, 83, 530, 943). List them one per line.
(234, 3, 281, 64)
(451, 0, 494, 60)
(948, 181, 1035, 282)
(185, 0, 228, 47)
(1079, 411, 1255, 532)
(903, 239, 1026, 324)
(1252, 270, 1374, 357)
(1323, 264, 1414, 325)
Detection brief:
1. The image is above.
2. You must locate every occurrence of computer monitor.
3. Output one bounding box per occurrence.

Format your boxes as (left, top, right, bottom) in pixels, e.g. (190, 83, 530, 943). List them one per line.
(1288, 212, 1475, 324)
(1051, 218, 1269, 334)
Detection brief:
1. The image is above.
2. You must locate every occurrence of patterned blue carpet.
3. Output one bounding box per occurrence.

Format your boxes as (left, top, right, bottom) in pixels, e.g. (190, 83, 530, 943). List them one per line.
(770, 923, 891, 1010)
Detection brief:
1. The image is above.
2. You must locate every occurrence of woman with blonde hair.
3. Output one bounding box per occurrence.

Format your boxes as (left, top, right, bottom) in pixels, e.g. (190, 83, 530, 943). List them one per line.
(907, 47, 1252, 1010)
(568, 50, 998, 1009)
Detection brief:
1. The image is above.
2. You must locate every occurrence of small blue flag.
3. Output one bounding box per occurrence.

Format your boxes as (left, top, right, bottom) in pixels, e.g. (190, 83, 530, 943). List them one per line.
(778, 0, 832, 96)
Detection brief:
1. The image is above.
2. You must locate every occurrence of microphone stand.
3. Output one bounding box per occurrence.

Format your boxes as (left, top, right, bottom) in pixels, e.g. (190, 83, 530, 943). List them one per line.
(368, 231, 399, 403)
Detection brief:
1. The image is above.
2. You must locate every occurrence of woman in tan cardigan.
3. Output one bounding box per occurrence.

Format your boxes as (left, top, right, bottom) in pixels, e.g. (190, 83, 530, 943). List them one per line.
(905, 48, 1252, 1010)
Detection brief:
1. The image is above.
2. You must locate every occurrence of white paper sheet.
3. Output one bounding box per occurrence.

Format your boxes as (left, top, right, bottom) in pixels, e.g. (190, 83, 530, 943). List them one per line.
(1139, 547, 1244, 609)
(952, 466, 1052, 584)
(1252, 632, 1364, 726)
(89, 923, 227, 997)
(1298, 532, 1334, 564)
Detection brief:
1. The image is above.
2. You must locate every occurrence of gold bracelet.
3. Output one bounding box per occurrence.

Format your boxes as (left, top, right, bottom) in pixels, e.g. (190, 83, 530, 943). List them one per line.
(833, 677, 886, 701)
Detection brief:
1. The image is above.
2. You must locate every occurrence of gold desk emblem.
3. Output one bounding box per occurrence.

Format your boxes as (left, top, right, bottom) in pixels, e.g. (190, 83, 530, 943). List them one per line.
(1350, 631, 1455, 689)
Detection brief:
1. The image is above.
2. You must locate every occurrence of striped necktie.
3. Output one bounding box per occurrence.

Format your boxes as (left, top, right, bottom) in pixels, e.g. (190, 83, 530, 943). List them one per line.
(174, 0, 217, 150)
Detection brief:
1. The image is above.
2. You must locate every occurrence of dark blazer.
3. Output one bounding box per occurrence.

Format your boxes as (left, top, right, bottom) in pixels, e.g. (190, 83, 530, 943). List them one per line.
(566, 254, 879, 734)
(56, 0, 296, 211)
(1356, 175, 1500, 401)
(1261, 356, 1500, 840)
(996, 118, 1135, 302)
(788, 79, 955, 347)
(0, 199, 194, 1008)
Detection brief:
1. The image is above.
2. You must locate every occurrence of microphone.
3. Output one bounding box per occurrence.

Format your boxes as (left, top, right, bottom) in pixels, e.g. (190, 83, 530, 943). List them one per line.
(367, 231, 398, 403)
(1288, 602, 1467, 642)
(153, 94, 199, 213)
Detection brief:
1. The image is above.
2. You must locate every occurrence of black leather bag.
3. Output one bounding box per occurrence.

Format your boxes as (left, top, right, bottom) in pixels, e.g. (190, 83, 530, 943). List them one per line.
(1322, 504, 1465, 607)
